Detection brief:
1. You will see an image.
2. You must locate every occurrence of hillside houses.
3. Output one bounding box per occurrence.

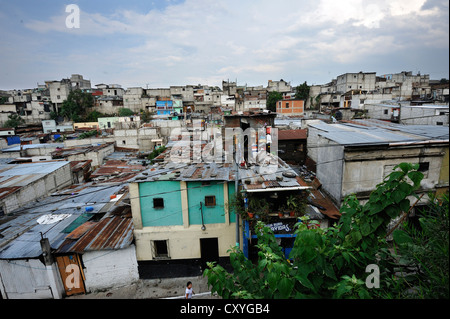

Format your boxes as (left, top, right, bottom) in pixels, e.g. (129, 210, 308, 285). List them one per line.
(0, 70, 448, 299)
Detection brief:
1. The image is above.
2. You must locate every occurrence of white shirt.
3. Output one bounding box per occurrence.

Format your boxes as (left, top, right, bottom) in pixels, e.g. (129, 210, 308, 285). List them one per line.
(185, 287, 193, 299)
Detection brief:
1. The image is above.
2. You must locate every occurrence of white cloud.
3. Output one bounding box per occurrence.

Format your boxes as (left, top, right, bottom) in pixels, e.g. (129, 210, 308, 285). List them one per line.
(5, 0, 448, 88)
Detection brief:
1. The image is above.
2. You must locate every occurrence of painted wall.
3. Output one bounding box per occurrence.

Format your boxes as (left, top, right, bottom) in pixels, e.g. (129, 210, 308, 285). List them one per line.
(187, 181, 226, 225)
(139, 181, 183, 227)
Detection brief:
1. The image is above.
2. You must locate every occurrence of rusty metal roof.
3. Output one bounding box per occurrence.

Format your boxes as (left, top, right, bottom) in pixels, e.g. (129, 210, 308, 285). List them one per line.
(56, 206, 134, 253)
(278, 129, 307, 140)
(0, 183, 130, 259)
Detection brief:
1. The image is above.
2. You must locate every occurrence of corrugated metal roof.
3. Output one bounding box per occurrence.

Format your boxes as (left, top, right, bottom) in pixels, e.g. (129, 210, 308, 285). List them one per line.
(278, 129, 307, 140)
(309, 119, 449, 145)
(0, 183, 129, 259)
(56, 206, 133, 253)
(135, 161, 234, 183)
(0, 161, 69, 177)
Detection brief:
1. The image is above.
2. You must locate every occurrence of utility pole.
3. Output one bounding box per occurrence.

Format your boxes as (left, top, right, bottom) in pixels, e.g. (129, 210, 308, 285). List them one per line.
(233, 132, 240, 248)
(40, 233, 63, 299)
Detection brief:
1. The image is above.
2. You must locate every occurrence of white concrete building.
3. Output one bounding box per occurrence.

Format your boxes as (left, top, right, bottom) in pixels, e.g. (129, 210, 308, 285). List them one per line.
(0, 161, 72, 215)
(307, 119, 449, 206)
(123, 87, 144, 112)
(267, 79, 292, 93)
(336, 72, 377, 93)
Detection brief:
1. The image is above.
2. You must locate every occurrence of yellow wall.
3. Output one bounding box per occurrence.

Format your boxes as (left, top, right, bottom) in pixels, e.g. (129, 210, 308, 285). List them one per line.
(439, 147, 449, 185)
(133, 223, 241, 261)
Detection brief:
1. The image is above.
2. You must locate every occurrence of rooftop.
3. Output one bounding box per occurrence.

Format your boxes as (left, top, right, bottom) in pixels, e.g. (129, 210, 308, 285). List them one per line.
(51, 142, 114, 158)
(0, 182, 130, 259)
(278, 129, 307, 140)
(309, 119, 449, 146)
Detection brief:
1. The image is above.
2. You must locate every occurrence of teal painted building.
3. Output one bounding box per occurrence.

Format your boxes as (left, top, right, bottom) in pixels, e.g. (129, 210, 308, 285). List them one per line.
(130, 162, 240, 264)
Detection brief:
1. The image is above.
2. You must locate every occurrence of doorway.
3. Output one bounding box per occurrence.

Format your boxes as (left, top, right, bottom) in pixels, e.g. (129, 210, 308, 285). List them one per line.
(56, 254, 86, 296)
(200, 238, 219, 271)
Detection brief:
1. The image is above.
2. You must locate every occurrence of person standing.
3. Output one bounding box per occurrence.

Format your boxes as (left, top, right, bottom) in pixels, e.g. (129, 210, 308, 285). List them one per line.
(185, 281, 194, 299)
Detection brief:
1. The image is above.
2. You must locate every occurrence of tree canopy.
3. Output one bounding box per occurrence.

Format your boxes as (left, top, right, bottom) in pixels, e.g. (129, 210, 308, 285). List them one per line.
(294, 81, 310, 101)
(266, 91, 283, 112)
(60, 89, 94, 122)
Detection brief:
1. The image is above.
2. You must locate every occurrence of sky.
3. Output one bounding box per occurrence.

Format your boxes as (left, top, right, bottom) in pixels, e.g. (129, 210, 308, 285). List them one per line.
(0, 0, 448, 90)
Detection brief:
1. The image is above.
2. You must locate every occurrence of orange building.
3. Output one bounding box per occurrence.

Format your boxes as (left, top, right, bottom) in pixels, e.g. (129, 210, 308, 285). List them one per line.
(276, 99, 305, 115)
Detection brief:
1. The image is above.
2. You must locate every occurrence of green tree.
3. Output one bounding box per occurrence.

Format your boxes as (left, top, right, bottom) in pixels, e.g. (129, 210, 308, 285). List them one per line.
(294, 81, 310, 101)
(85, 110, 106, 122)
(140, 109, 154, 123)
(118, 108, 135, 117)
(380, 193, 449, 298)
(60, 89, 94, 122)
(3, 113, 24, 128)
(266, 91, 283, 112)
(204, 163, 427, 299)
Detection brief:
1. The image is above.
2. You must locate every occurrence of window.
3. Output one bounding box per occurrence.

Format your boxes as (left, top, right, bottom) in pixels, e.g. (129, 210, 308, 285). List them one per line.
(153, 198, 164, 209)
(285, 102, 289, 108)
(418, 162, 429, 172)
(122, 140, 126, 145)
(205, 196, 216, 207)
(436, 122, 443, 126)
(152, 240, 169, 259)
(384, 109, 389, 115)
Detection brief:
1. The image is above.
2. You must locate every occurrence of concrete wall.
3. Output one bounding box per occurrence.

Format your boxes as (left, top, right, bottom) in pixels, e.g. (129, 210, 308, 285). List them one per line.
(315, 141, 344, 205)
(82, 245, 139, 293)
(342, 145, 448, 201)
(64, 137, 115, 147)
(1, 162, 72, 214)
(0, 259, 55, 299)
(66, 143, 114, 167)
(400, 106, 449, 126)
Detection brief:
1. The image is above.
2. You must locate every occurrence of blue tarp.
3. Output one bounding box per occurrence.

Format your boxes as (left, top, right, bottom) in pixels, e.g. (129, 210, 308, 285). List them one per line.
(7, 136, 20, 145)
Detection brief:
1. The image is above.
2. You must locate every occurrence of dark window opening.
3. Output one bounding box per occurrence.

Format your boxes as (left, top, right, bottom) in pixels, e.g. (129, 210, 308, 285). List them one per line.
(153, 240, 169, 258)
(153, 198, 164, 209)
(418, 162, 429, 172)
(205, 196, 216, 207)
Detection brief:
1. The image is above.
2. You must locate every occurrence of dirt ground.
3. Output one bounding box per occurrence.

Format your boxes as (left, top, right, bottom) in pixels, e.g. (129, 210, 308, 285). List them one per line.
(65, 275, 220, 299)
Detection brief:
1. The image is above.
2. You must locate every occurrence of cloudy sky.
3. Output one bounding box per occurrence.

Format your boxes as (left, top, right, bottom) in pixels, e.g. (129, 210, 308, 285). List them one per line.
(0, 0, 448, 90)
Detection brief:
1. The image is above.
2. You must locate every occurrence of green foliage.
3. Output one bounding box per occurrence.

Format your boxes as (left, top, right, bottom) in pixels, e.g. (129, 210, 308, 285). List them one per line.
(140, 109, 154, 123)
(379, 193, 449, 299)
(294, 81, 310, 101)
(286, 194, 307, 217)
(247, 197, 269, 217)
(60, 89, 94, 122)
(3, 113, 24, 128)
(85, 110, 106, 122)
(77, 130, 98, 139)
(266, 91, 283, 112)
(148, 145, 166, 162)
(204, 162, 429, 299)
(118, 108, 135, 117)
(227, 192, 246, 217)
